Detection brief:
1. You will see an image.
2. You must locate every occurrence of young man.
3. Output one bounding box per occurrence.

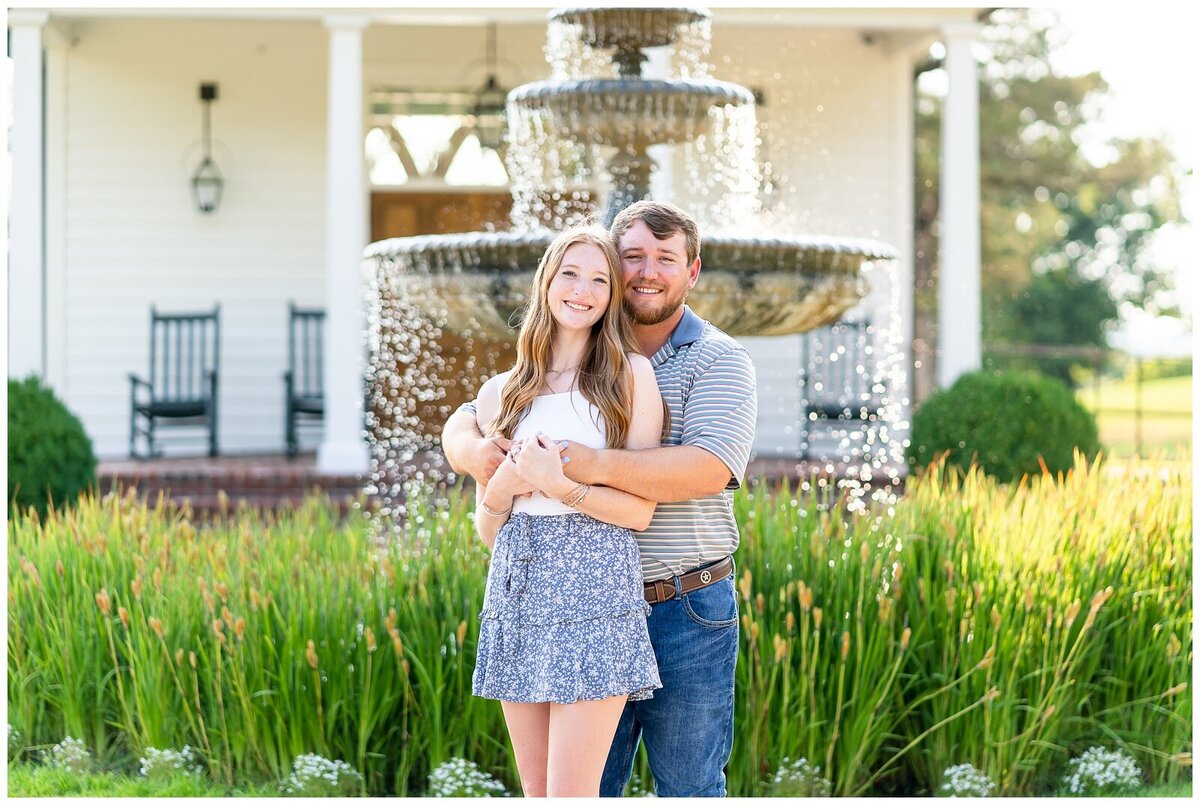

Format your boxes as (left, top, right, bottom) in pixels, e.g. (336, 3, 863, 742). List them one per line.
(442, 200, 757, 796)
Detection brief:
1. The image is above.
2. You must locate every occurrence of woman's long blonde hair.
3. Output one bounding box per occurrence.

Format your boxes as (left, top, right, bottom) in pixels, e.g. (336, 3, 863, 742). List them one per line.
(488, 225, 639, 449)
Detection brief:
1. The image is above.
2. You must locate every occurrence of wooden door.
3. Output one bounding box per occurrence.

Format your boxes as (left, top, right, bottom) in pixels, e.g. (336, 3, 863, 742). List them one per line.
(371, 191, 514, 239)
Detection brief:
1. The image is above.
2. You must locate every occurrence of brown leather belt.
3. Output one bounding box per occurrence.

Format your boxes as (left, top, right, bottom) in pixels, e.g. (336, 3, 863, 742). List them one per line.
(644, 556, 734, 605)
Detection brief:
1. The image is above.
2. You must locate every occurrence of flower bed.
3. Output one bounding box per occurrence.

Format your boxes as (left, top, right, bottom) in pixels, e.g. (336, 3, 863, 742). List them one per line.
(7, 455, 1191, 795)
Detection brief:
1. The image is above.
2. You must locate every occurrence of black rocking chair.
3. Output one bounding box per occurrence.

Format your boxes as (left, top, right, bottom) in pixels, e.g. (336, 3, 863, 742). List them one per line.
(129, 304, 221, 458)
(799, 319, 884, 457)
(284, 302, 326, 457)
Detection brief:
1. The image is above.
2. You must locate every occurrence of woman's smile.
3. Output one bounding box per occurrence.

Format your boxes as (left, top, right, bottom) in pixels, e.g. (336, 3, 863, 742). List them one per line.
(549, 241, 611, 329)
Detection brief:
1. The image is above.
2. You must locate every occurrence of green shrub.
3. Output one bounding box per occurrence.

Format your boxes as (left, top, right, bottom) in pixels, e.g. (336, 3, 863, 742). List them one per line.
(8, 375, 97, 517)
(906, 369, 1099, 482)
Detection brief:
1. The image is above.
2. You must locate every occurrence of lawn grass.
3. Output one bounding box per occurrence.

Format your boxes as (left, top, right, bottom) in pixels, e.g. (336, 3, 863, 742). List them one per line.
(1077, 374, 1191, 457)
(5, 763, 282, 796)
(1050, 779, 1193, 797)
(8, 761, 1190, 798)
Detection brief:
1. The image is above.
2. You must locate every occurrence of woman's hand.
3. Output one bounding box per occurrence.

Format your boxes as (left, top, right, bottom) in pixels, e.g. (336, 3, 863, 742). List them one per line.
(511, 434, 573, 498)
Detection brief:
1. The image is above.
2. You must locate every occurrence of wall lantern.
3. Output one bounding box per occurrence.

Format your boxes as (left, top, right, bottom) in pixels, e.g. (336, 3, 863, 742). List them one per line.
(191, 82, 224, 213)
(470, 23, 509, 151)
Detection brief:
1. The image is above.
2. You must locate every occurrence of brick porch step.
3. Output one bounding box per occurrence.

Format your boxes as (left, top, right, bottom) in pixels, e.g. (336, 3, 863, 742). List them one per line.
(97, 452, 363, 517)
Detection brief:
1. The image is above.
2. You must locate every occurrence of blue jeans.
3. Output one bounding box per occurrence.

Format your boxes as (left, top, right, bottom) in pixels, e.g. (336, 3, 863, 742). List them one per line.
(599, 565, 739, 797)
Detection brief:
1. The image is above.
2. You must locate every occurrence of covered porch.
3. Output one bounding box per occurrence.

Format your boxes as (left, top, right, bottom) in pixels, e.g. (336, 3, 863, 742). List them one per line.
(8, 6, 984, 476)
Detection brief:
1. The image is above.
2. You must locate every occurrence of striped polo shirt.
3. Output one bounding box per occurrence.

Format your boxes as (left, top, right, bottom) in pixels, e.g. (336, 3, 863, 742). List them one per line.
(637, 306, 757, 581)
(455, 306, 758, 582)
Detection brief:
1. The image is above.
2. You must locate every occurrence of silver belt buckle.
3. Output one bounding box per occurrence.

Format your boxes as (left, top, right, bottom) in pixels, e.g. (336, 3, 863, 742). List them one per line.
(700, 569, 712, 584)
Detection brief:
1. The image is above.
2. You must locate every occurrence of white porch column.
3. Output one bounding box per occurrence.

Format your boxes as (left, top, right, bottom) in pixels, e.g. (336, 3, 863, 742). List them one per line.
(645, 47, 674, 200)
(318, 15, 371, 475)
(8, 11, 49, 380)
(937, 21, 982, 388)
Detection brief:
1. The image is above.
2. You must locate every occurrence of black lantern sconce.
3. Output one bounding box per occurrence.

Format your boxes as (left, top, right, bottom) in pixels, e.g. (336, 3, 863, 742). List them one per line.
(470, 23, 509, 151)
(191, 82, 224, 213)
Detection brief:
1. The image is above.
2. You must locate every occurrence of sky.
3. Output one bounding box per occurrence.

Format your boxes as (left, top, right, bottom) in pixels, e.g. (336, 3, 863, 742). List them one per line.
(1047, 3, 1197, 357)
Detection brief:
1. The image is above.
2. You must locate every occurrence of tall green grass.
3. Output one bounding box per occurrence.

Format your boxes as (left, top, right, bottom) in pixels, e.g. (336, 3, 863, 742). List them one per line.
(8, 455, 1191, 795)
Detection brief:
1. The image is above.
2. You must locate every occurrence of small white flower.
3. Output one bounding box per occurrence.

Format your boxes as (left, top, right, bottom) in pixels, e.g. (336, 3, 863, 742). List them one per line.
(1062, 746, 1142, 795)
(627, 774, 658, 798)
(44, 736, 92, 774)
(768, 757, 833, 796)
(280, 753, 364, 797)
(939, 763, 996, 797)
(139, 745, 203, 779)
(426, 757, 509, 797)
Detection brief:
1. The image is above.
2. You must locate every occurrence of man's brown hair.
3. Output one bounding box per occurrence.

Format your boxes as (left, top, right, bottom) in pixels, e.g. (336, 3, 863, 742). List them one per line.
(609, 200, 701, 266)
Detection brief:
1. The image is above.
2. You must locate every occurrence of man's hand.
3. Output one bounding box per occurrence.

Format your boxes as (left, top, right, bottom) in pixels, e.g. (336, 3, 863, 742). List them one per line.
(487, 450, 537, 499)
(467, 434, 512, 486)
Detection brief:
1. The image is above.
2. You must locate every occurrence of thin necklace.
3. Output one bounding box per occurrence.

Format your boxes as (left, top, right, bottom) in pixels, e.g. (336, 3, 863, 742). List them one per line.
(546, 365, 579, 374)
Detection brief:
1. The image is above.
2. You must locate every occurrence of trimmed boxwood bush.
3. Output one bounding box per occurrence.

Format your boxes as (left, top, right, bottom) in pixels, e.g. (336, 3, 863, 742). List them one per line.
(8, 375, 97, 517)
(906, 369, 1100, 483)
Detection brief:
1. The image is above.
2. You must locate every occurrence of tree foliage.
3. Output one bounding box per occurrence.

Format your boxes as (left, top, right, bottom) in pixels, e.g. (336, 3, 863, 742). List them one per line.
(914, 8, 1186, 371)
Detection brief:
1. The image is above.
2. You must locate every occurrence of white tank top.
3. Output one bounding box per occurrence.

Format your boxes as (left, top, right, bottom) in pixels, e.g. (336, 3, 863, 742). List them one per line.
(510, 390, 608, 516)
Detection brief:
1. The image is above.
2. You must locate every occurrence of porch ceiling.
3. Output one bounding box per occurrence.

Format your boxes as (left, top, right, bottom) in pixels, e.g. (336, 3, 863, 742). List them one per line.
(38, 5, 984, 31)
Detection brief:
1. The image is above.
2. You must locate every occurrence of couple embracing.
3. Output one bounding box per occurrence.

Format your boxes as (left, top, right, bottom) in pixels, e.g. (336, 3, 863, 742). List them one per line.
(443, 201, 758, 797)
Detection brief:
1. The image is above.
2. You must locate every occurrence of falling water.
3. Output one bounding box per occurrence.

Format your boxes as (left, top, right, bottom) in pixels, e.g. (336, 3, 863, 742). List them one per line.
(362, 6, 905, 540)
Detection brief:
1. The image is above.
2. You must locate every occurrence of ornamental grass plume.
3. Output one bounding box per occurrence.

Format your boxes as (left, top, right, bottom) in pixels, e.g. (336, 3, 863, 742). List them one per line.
(1064, 598, 1081, 629)
(306, 640, 319, 669)
(800, 586, 813, 612)
(95, 587, 111, 615)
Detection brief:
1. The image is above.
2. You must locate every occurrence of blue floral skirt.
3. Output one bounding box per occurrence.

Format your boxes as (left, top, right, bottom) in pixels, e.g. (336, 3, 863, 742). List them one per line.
(472, 512, 661, 704)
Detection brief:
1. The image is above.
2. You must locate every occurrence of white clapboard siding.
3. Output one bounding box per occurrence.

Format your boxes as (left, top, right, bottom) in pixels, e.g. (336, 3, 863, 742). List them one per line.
(55, 14, 913, 460)
(62, 18, 328, 457)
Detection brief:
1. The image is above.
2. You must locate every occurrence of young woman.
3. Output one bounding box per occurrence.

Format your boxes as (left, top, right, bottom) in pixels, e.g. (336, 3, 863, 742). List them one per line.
(470, 225, 663, 797)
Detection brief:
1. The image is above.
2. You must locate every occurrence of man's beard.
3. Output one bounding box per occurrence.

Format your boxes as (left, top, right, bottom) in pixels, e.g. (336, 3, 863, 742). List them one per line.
(622, 285, 688, 326)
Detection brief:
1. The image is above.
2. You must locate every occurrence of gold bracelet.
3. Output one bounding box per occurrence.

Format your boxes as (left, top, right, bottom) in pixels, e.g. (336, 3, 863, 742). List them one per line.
(561, 482, 586, 507)
(562, 482, 590, 508)
(570, 484, 591, 508)
(480, 500, 512, 517)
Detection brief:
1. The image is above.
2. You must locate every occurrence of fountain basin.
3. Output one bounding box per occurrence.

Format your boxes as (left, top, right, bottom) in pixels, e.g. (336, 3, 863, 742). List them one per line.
(510, 78, 753, 148)
(552, 5, 710, 52)
(365, 231, 897, 338)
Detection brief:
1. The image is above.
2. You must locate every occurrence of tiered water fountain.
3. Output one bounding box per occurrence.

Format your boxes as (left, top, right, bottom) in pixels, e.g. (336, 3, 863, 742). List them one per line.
(363, 5, 902, 521)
